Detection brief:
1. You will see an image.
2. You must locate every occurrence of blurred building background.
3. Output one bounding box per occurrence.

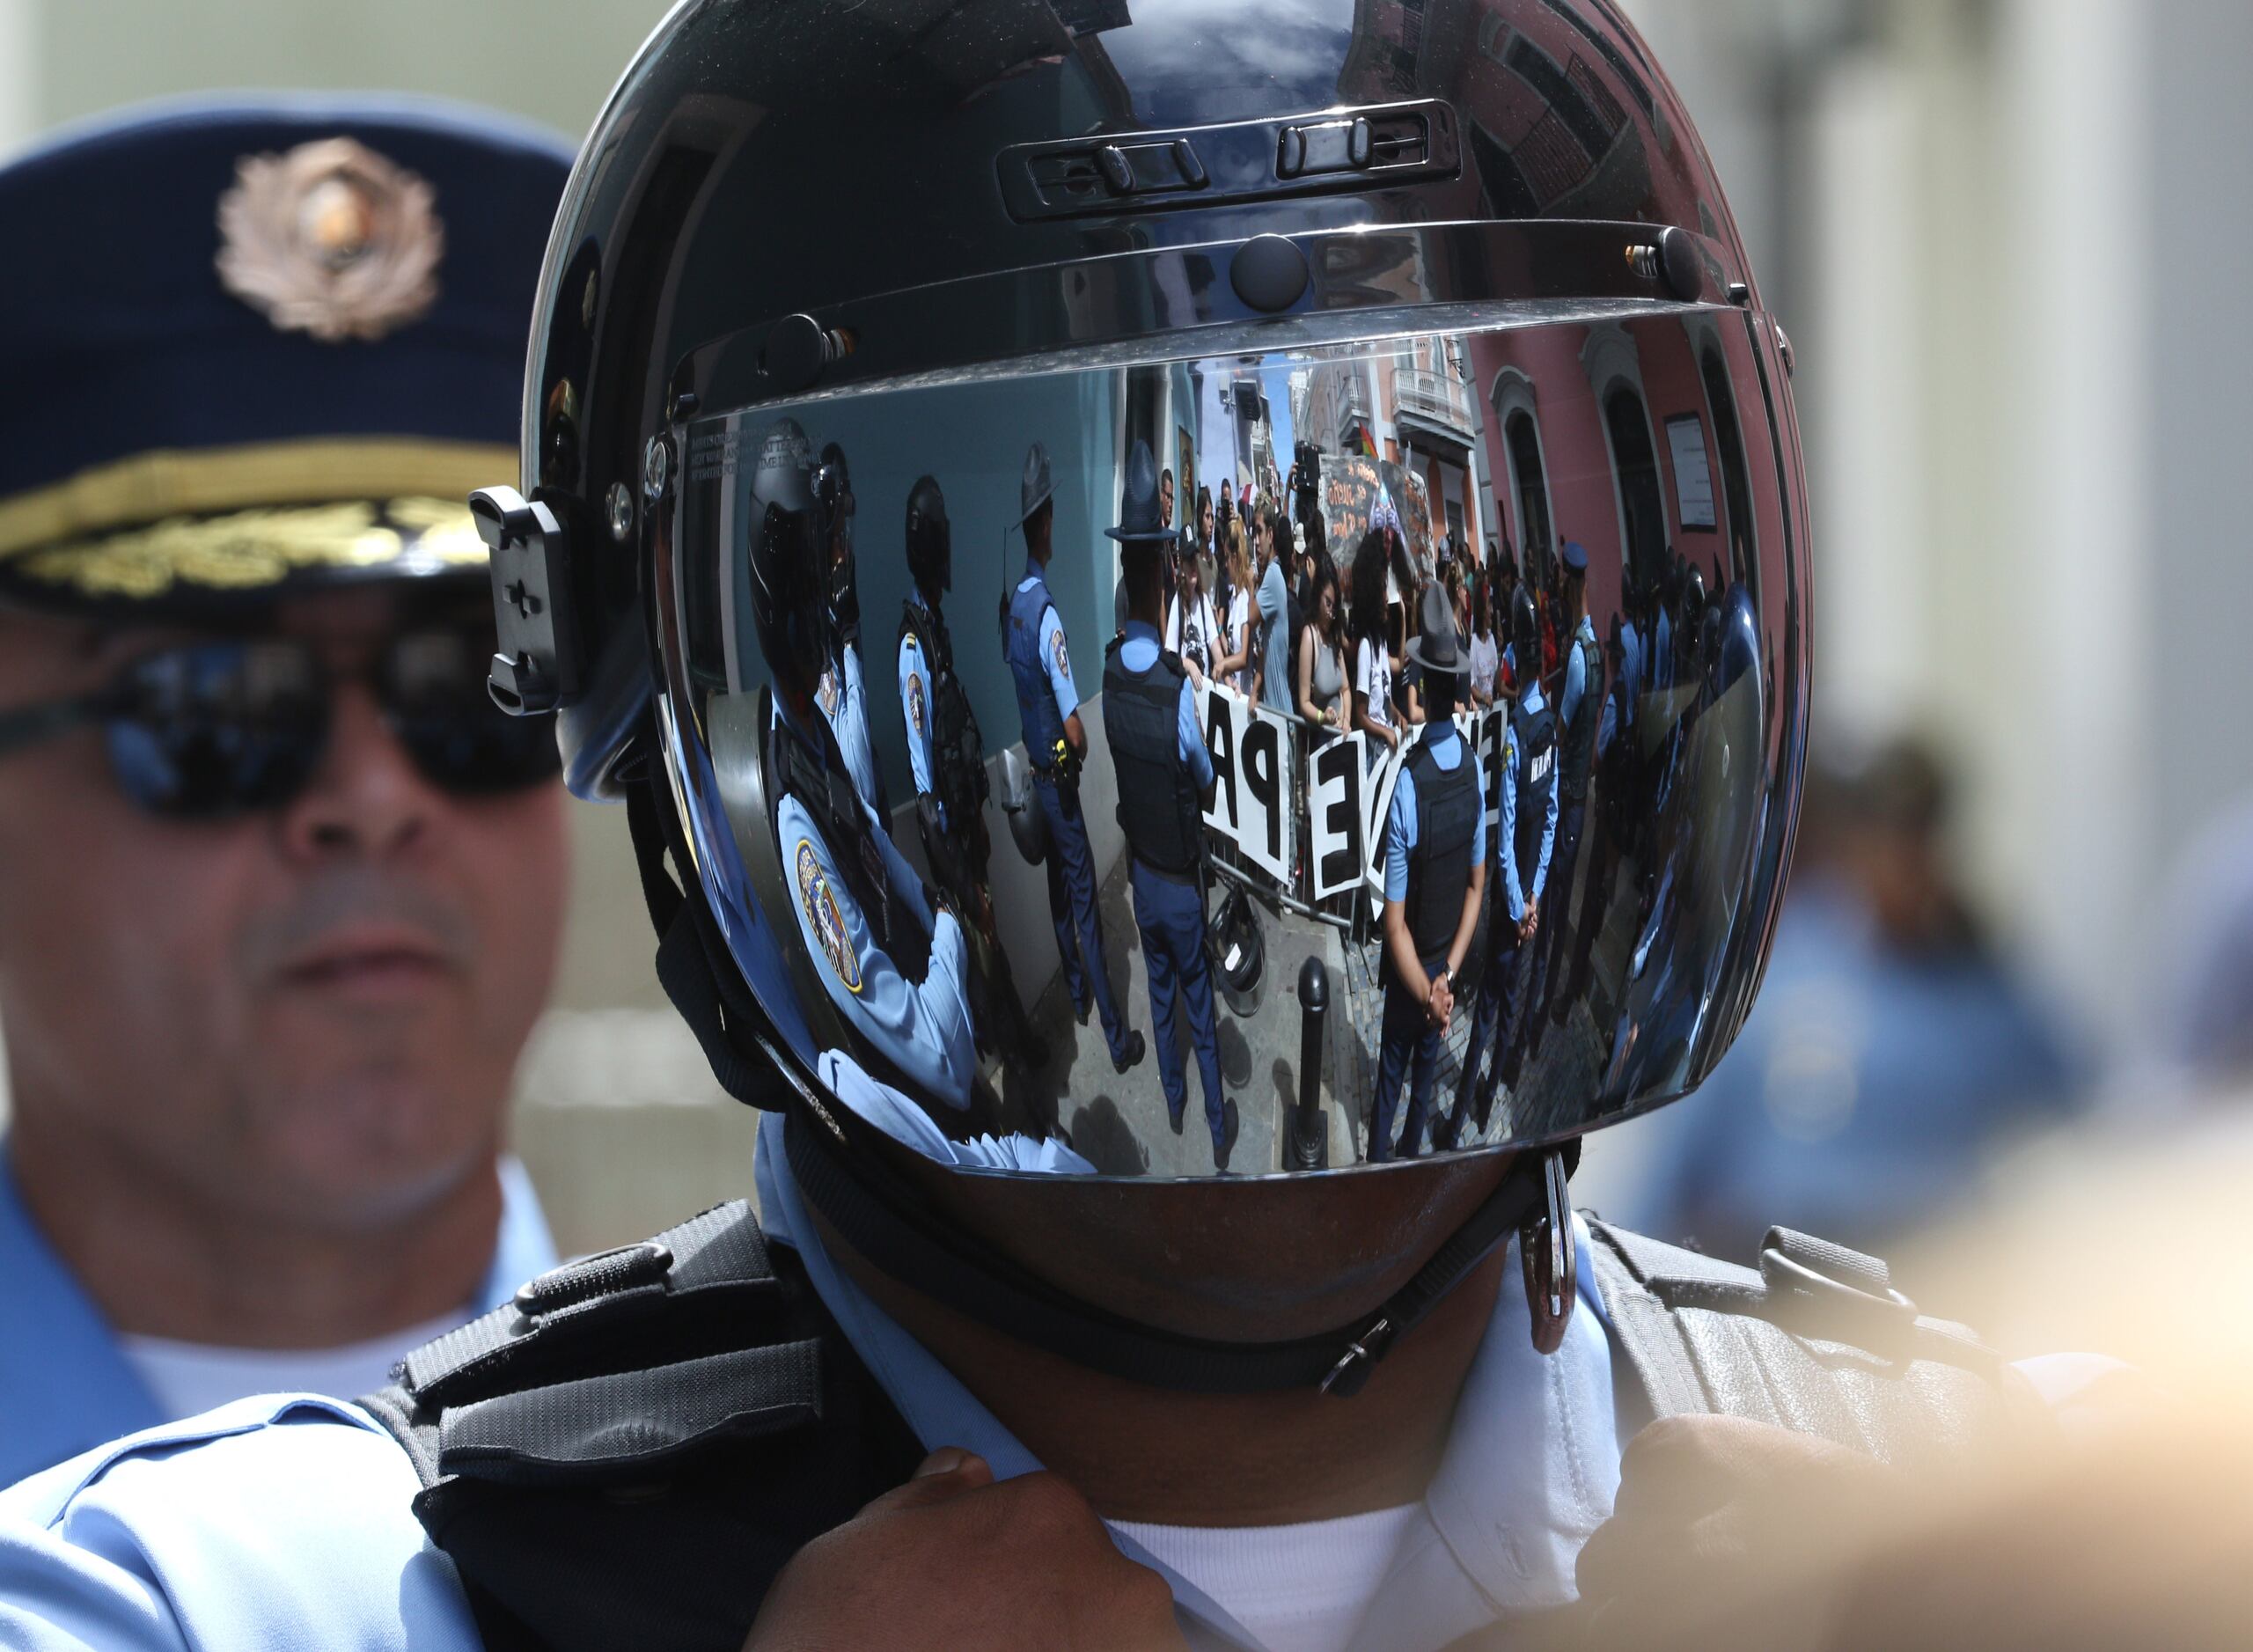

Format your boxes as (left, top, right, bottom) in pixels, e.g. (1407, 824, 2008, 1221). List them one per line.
(0, 0, 2246, 1262)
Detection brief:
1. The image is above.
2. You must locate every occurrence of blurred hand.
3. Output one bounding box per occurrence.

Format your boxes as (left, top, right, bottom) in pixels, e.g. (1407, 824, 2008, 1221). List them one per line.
(747, 1450, 1187, 1652)
(1427, 974, 1454, 1031)
(1518, 899, 1539, 943)
(1566, 1417, 1908, 1652)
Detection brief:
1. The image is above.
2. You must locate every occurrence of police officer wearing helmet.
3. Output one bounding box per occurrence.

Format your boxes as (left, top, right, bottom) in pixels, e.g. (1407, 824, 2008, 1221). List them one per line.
(0, 9, 2071, 1652)
(752, 420, 977, 1112)
(811, 442, 884, 819)
(1447, 582, 1558, 1147)
(1003, 439, 1144, 1077)
(897, 474, 1046, 1077)
(0, 96, 569, 1491)
(1103, 440, 1235, 1171)
(1371, 585, 1486, 1162)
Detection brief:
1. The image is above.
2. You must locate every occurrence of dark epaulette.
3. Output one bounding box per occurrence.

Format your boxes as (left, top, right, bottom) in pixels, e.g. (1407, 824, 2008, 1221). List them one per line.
(1586, 1220, 2052, 1469)
(359, 1201, 922, 1652)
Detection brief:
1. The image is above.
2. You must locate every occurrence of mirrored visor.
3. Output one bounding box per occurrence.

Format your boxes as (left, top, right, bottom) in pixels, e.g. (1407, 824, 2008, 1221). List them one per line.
(662, 303, 1805, 1182)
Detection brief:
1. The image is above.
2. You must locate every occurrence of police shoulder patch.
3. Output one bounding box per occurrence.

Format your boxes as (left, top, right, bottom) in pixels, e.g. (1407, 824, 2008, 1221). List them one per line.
(795, 838, 862, 995)
(906, 672, 927, 737)
(1051, 626, 1071, 681)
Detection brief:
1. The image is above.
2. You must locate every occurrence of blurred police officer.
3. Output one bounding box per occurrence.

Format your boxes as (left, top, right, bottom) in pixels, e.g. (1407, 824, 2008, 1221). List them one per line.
(1002, 441, 1143, 1076)
(1532, 543, 1602, 1046)
(897, 474, 1046, 1076)
(1447, 584, 1558, 1144)
(811, 443, 884, 818)
(0, 98, 569, 1488)
(1103, 442, 1235, 1171)
(1371, 587, 1486, 1162)
(756, 423, 977, 1112)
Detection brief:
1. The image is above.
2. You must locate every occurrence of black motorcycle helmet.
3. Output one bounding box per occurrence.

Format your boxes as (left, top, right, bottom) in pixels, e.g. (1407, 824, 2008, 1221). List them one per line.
(478, 0, 1809, 1388)
(1508, 582, 1542, 681)
(905, 474, 951, 596)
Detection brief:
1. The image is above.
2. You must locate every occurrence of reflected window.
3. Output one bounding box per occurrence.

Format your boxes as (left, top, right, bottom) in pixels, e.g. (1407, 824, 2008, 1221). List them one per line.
(1700, 342, 1757, 589)
(1604, 384, 1665, 591)
(1505, 409, 1552, 562)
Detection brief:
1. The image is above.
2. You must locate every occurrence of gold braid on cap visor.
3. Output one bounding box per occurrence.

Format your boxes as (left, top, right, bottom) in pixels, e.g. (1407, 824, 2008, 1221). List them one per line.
(0, 438, 513, 599)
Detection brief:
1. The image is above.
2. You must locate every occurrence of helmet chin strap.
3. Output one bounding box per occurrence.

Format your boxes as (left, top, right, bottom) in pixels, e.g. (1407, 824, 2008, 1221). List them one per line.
(782, 1105, 1575, 1395)
(626, 758, 1581, 1395)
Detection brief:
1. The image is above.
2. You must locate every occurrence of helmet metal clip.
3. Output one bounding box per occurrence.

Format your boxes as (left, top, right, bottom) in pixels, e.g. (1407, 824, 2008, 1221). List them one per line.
(1521, 1149, 1575, 1355)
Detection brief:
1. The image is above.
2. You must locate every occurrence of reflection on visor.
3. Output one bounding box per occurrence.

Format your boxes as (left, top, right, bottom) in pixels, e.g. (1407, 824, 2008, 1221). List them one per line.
(671, 307, 1803, 1181)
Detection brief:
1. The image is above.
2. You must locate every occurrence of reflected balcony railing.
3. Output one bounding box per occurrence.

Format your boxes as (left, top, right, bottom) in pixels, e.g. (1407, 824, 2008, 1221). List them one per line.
(1394, 364, 1477, 446)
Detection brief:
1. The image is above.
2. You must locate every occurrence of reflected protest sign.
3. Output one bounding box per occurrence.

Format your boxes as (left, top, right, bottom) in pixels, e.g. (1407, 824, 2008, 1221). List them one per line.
(1199, 680, 1294, 886)
(1306, 734, 1368, 900)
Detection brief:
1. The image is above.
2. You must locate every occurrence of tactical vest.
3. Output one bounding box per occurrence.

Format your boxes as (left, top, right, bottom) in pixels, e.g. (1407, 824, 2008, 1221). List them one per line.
(1402, 732, 1479, 961)
(899, 594, 987, 829)
(363, 1202, 2044, 1652)
(1510, 692, 1559, 878)
(1003, 572, 1063, 767)
(768, 712, 931, 985)
(1559, 625, 1604, 789)
(1102, 639, 1200, 877)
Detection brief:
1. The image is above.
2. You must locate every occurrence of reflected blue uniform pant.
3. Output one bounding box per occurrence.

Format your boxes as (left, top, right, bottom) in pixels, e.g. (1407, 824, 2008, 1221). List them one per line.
(1130, 859, 1224, 1147)
(1453, 916, 1528, 1141)
(1372, 957, 1445, 1162)
(1037, 772, 1130, 1062)
(1530, 795, 1584, 1032)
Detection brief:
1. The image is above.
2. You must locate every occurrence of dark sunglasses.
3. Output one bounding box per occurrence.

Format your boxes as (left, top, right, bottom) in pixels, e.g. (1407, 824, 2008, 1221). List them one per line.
(0, 628, 561, 820)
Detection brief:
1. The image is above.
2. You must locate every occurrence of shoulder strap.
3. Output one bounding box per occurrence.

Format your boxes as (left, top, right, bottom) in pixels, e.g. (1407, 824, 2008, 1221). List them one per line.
(1586, 1219, 2049, 1470)
(361, 1200, 922, 1652)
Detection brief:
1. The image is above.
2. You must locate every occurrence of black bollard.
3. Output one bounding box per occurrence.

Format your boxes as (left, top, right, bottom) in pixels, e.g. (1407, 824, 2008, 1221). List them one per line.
(1288, 957, 1330, 1170)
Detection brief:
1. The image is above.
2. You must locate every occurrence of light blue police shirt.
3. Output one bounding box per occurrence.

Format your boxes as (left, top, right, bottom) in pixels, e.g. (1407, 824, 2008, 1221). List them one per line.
(818, 642, 882, 816)
(1495, 683, 1559, 922)
(0, 1146, 554, 1494)
(1019, 562, 1080, 725)
(0, 1104, 2134, 1652)
(1119, 620, 1215, 791)
(897, 628, 939, 819)
(1559, 615, 1596, 731)
(1383, 723, 1487, 906)
(773, 709, 974, 1111)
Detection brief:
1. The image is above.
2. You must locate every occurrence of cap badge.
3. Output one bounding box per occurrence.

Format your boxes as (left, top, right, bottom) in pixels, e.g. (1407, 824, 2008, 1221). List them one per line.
(216, 137, 444, 342)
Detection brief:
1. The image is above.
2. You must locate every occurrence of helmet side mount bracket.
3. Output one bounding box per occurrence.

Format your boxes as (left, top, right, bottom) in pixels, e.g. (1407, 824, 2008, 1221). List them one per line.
(475, 484, 583, 716)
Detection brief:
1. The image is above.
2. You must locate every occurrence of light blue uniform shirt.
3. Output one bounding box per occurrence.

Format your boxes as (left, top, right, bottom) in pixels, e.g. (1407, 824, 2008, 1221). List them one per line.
(0, 1104, 2131, 1652)
(1118, 620, 1215, 792)
(897, 627, 938, 818)
(1383, 723, 1487, 905)
(774, 710, 974, 1110)
(1495, 683, 1559, 923)
(817, 642, 881, 817)
(0, 1145, 553, 1493)
(1559, 615, 1596, 731)
(1018, 563, 1081, 725)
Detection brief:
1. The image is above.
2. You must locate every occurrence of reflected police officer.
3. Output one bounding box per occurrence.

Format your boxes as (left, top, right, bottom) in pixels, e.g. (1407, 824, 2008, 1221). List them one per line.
(1532, 542, 1602, 1047)
(1373, 588, 1486, 1162)
(811, 443, 884, 817)
(1103, 442, 1236, 1171)
(897, 474, 1046, 1076)
(1448, 583, 1558, 1145)
(755, 422, 976, 1110)
(1002, 441, 1144, 1076)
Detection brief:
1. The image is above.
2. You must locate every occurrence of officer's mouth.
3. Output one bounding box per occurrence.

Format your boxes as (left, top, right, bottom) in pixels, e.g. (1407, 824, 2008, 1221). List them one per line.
(274, 926, 461, 1001)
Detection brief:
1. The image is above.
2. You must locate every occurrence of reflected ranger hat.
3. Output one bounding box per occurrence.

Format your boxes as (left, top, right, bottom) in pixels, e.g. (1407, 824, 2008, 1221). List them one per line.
(0, 94, 573, 615)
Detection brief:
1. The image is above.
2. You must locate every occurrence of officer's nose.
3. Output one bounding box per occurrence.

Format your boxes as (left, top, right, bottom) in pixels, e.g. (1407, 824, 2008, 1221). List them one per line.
(275, 680, 444, 863)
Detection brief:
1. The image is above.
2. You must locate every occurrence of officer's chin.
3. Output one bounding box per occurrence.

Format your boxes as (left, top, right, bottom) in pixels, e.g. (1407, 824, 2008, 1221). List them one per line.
(872, 1130, 1518, 1343)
